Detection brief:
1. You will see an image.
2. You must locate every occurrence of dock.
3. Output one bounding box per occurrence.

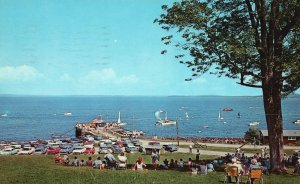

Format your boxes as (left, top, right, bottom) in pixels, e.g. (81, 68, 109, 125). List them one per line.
(75, 118, 145, 139)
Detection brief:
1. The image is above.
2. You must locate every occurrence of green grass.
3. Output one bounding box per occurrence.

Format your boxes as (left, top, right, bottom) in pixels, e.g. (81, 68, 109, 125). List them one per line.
(0, 154, 299, 184)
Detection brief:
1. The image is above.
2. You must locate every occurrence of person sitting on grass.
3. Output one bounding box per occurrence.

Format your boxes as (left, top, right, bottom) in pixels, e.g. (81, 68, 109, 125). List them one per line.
(72, 156, 79, 167)
(54, 154, 62, 164)
(188, 158, 193, 170)
(79, 159, 85, 166)
(199, 160, 207, 175)
(117, 152, 127, 169)
(206, 160, 215, 173)
(86, 156, 93, 167)
(179, 159, 184, 169)
(161, 158, 169, 169)
(104, 151, 117, 168)
(133, 157, 146, 171)
(294, 159, 300, 174)
(169, 159, 175, 169)
(93, 157, 104, 169)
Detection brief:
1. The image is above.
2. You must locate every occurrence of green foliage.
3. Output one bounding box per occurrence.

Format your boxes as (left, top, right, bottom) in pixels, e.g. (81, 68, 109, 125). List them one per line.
(244, 128, 261, 144)
(155, 0, 300, 95)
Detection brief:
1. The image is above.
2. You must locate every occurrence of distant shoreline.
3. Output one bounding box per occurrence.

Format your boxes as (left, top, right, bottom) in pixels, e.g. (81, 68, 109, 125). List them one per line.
(0, 94, 299, 98)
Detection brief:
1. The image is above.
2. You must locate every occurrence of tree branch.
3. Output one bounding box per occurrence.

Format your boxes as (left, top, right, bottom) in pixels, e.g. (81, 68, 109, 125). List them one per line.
(245, 0, 261, 49)
(237, 81, 262, 88)
(281, 0, 300, 38)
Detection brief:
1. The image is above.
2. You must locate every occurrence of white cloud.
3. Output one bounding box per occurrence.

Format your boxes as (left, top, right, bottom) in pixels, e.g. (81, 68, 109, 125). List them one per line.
(59, 73, 73, 81)
(0, 65, 43, 82)
(79, 68, 139, 84)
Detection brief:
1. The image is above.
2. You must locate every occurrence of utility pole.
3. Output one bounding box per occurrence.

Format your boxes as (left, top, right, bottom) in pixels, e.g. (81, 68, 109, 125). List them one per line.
(176, 117, 179, 146)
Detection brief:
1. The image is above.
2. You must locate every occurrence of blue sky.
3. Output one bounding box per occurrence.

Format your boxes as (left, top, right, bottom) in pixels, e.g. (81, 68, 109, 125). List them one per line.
(0, 0, 263, 96)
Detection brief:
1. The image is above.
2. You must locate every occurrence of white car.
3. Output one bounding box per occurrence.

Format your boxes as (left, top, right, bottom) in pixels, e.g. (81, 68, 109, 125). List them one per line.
(18, 147, 35, 155)
(72, 146, 86, 154)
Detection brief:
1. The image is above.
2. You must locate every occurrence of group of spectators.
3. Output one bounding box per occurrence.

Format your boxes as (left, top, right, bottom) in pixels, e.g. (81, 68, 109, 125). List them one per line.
(54, 151, 126, 169)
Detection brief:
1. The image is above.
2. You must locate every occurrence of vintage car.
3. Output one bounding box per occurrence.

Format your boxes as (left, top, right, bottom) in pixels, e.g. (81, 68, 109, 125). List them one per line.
(60, 144, 73, 154)
(72, 146, 86, 154)
(164, 144, 178, 152)
(125, 144, 139, 153)
(34, 145, 47, 154)
(18, 146, 35, 155)
(0, 147, 19, 155)
(111, 145, 123, 154)
(47, 146, 61, 154)
(84, 147, 95, 154)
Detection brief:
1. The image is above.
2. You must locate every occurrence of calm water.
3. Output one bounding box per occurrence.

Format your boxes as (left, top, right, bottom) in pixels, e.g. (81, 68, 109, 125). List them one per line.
(0, 96, 299, 141)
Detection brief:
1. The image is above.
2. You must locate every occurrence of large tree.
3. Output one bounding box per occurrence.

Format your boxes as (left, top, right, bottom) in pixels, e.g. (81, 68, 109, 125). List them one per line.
(155, 0, 300, 172)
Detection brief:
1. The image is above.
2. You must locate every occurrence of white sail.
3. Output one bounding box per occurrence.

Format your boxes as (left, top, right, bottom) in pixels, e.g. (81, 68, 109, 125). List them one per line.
(218, 111, 224, 120)
(117, 111, 121, 124)
(155, 110, 164, 120)
(185, 112, 189, 119)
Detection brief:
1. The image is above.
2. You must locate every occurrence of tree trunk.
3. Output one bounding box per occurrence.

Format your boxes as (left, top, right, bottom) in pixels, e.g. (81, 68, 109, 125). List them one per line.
(262, 79, 286, 172)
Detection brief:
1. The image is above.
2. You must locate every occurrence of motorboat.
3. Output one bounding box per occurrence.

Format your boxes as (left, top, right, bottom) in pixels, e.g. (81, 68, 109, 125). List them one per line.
(1, 113, 7, 117)
(294, 120, 300, 124)
(64, 112, 72, 116)
(155, 110, 177, 125)
(223, 108, 233, 111)
(249, 121, 260, 126)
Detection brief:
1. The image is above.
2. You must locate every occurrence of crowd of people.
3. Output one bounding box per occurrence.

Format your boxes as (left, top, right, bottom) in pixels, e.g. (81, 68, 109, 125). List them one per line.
(54, 147, 300, 178)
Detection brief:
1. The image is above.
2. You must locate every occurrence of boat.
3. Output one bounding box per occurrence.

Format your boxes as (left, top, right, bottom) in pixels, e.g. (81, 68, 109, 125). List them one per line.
(64, 112, 72, 116)
(1, 113, 7, 117)
(294, 120, 300, 124)
(116, 111, 127, 126)
(223, 108, 233, 111)
(218, 111, 224, 120)
(203, 125, 209, 128)
(185, 112, 189, 119)
(155, 110, 176, 125)
(249, 121, 260, 126)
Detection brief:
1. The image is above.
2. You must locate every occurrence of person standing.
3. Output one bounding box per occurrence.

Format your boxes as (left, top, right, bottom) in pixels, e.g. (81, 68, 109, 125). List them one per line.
(195, 149, 200, 163)
(189, 145, 193, 154)
(151, 149, 159, 170)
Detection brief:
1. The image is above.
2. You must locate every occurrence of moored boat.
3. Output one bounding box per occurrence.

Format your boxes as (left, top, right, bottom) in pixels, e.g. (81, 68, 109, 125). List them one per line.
(294, 120, 300, 124)
(155, 110, 177, 125)
(249, 121, 260, 126)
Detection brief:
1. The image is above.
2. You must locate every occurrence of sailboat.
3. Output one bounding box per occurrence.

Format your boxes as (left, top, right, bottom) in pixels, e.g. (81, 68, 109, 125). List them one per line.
(218, 111, 224, 120)
(185, 112, 189, 120)
(155, 110, 177, 125)
(116, 111, 126, 126)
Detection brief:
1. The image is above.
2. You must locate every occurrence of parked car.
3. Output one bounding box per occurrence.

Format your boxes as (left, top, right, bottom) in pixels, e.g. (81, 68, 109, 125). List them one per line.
(0, 147, 18, 155)
(18, 146, 35, 155)
(111, 145, 123, 154)
(72, 146, 86, 154)
(47, 146, 61, 154)
(34, 146, 47, 154)
(125, 144, 139, 153)
(99, 143, 108, 154)
(60, 144, 73, 154)
(84, 147, 95, 154)
(164, 144, 178, 152)
(148, 142, 160, 146)
(83, 141, 94, 149)
(131, 139, 142, 147)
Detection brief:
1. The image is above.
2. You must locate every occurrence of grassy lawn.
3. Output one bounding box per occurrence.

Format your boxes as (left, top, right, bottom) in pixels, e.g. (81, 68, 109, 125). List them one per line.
(0, 154, 299, 184)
